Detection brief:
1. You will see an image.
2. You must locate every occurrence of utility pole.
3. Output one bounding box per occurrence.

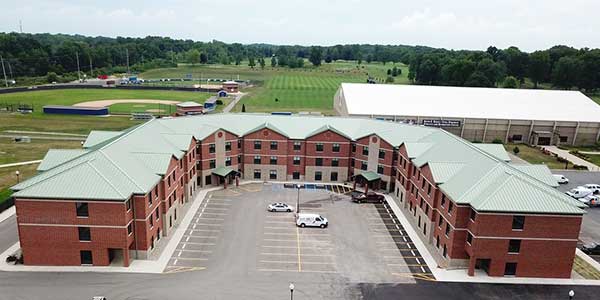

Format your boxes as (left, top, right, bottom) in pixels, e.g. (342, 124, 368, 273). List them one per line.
(1, 56, 8, 87)
(7, 60, 13, 80)
(88, 55, 93, 78)
(75, 52, 81, 82)
(126, 48, 130, 75)
(19, 20, 22, 33)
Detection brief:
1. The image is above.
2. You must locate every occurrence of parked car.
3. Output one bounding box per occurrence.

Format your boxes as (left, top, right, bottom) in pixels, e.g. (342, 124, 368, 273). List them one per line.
(352, 191, 385, 203)
(581, 242, 600, 255)
(553, 174, 569, 184)
(583, 184, 600, 194)
(267, 203, 294, 212)
(296, 213, 328, 228)
(566, 187, 593, 199)
(580, 194, 600, 207)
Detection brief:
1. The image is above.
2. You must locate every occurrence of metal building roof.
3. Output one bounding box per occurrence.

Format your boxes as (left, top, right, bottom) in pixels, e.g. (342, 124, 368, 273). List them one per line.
(10, 113, 585, 215)
(339, 83, 600, 123)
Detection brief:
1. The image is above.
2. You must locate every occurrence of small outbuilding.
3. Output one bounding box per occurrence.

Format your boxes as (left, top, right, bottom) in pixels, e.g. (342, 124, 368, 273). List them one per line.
(222, 81, 239, 93)
(204, 97, 218, 112)
(217, 90, 228, 97)
(176, 101, 204, 116)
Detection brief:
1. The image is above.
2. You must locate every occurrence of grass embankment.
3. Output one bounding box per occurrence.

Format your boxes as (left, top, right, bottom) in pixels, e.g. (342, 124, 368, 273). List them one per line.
(573, 256, 600, 280)
(505, 144, 572, 169)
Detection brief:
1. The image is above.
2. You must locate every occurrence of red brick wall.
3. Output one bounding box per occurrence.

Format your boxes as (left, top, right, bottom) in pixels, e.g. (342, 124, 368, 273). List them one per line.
(243, 128, 288, 165)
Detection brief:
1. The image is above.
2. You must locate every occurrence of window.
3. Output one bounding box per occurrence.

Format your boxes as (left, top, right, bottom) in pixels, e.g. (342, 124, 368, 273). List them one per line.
(315, 171, 322, 181)
(238, 155, 242, 164)
(508, 240, 521, 253)
(254, 141, 261, 150)
(504, 263, 517, 276)
(470, 210, 476, 222)
(293, 142, 301, 151)
(351, 143, 356, 152)
(237, 139, 242, 149)
(332, 143, 340, 152)
(254, 156, 261, 164)
(127, 223, 133, 235)
(270, 156, 277, 165)
(330, 172, 338, 181)
(512, 216, 525, 230)
(78, 227, 91, 241)
(80, 250, 93, 265)
(559, 136, 568, 143)
(361, 161, 368, 170)
(362, 146, 369, 156)
(225, 157, 232, 166)
(290, 156, 299, 165)
(126, 199, 131, 211)
(148, 192, 153, 206)
(315, 158, 323, 166)
(225, 142, 232, 151)
(351, 158, 355, 168)
(438, 216, 443, 227)
(512, 134, 523, 141)
(331, 158, 339, 167)
(155, 208, 160, 220)
(418, 216, 421, 228)
(209, 143, 216, 153)
(436, 236, 440, 248)
(269, 170, 277, 180)
(379, 149, 385, 159)
(443, 245, 447, 258)
(448, 202, 454, 214)
(425, 205, 429, 215)
(209, 159, 216, 169)
(427, 184, 432, 195)
(316, 143, 324, 152)
(253, 169, 261, 179)
(76, 202, 89, 217)
(292, 172, 300, 180)
(466, 232, 473, 244)
(441, 195, 446, 207)
(149, 215, 154, 228)
(270, 141, 278, 150)
(445, 224, 450, 237)
(377, 165, 384, 174)
(423, 223, 427, 236)
(205, 175, 212, 185)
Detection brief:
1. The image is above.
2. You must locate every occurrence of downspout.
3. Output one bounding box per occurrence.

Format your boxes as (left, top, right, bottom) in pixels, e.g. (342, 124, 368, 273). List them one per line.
(131, 196, 139, 259)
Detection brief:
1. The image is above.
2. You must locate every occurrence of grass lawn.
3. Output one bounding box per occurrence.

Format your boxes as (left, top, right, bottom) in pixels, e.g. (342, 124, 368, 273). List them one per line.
(0, 164, 38, 195)
(505, 144, 571, 169)
(0, 113, 141, 135)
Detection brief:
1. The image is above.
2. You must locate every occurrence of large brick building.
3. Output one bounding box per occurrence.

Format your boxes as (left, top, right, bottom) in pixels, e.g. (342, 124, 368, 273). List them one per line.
(11, 114, 585, 278)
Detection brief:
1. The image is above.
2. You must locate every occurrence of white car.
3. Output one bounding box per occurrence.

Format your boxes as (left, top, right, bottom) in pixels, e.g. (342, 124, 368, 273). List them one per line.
(580, 194, 600, 207)
(566, 187, 593, 199)
(296, 213, 328, 228)
(267, 203, 294, 212)
(583, 184, 600, 194)
(553, 174, 569, 184)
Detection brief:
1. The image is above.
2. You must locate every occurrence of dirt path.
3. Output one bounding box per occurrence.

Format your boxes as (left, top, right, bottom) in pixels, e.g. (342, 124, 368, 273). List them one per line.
(73, 99, 181, 107)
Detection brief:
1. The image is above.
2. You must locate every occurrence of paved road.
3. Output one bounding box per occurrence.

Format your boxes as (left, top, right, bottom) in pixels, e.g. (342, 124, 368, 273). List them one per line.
(0, 214, 18, 253)
(222, 93, 245, 113)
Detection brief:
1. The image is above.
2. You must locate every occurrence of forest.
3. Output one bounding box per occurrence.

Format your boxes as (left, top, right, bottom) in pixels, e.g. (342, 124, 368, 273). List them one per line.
(1, 32, 600, 91)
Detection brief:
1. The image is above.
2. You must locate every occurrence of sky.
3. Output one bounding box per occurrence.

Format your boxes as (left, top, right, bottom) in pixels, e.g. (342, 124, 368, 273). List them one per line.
(2, 0, 600, 52)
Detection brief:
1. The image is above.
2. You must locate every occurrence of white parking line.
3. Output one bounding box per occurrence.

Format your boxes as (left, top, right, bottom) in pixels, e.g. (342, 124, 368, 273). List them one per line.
(176, 249, 212, 253)
(193, 223, 223, 227)
(196, 217, 225, 221)
(261, 253, 334, 257)
(173, 257, 209, 261)
(264, 226, 294, 230)
(182, 242, 216, 246)
(182, 244, 187, 249)
(264, 238, 296, 242)
(201, 212, 228, 216)
(183, 235, 218, 239)
(202, 208, 228, 211)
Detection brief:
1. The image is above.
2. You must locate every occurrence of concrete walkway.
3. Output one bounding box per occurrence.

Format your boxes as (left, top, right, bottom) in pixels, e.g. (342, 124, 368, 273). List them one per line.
(222, 93, 245, 113)
(0, 160, 42, 169)
(541, 146, 600, 171)
(581, 151, 600, 155)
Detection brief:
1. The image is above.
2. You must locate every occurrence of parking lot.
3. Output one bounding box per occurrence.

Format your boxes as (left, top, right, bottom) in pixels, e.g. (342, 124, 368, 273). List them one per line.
(163, 183, 433, 283)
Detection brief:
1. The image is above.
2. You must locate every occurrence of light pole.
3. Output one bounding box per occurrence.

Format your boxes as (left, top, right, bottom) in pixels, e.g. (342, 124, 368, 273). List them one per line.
(15, 170, 20, 183)
(295, 184, 301, 213)
(289, 283, 294, 300)
(569, 290, 574, 300)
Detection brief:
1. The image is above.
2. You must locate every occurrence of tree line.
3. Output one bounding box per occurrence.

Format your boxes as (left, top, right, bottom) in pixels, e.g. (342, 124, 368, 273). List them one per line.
(1, 32, 600, 91)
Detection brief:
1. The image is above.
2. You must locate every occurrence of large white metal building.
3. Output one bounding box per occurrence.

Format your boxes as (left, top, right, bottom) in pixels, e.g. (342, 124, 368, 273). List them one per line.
(334, 83, 600, 146)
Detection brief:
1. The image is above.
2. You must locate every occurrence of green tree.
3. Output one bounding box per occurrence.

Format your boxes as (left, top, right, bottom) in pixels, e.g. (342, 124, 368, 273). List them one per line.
(464, 71, 492, 87)
(241, 104, 246, 112)
(528, 51, 550, 88)
(271, 56, 277, 67)
(502, 47, 529, 82)
(387, 69, 392, 76)
(200, 53, 208, 64)
(513, 146, 520, 155)
(392, 66, 398, 77)
(551, 56, 582, 89)
(385, 76, 395, 83)
(46, 72, 58, 83)
(501, 76, 519, 88)
(259, 58, 266, 69)
(248, 56, 256, 68)
(186, 49, 201, 65)
(309, 46, 323, 66)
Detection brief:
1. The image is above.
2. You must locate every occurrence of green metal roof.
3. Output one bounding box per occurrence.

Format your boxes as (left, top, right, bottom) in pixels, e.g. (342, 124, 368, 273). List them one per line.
(474, 144, 511, 162)
(357, 171, 381, 182)
(212, 166, 235, 177)
(510, 165, 559, 188)
(10, 113, 586, 215)
(37, 149, 88, 172)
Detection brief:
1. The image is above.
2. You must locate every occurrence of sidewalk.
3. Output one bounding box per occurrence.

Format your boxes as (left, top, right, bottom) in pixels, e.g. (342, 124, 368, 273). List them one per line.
(222, 92, 245, 113)
(383, 194, 600, 286)
(541, 146, 600, 171)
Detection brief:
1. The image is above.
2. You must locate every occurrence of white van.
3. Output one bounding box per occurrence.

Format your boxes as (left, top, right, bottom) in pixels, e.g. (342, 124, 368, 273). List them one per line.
(566, 187, 593, 199)
(553, 174, 569, 184)
(296, 213, 328, 228)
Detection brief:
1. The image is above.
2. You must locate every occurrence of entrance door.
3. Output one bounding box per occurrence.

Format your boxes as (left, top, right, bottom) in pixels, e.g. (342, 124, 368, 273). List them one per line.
(538, 137, 551, 145)
(475, 258, 491, 274)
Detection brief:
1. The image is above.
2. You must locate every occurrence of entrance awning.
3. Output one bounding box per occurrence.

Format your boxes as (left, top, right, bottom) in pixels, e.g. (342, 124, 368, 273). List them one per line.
(356, 171, 381, 182)
(212, 166, 236, 177)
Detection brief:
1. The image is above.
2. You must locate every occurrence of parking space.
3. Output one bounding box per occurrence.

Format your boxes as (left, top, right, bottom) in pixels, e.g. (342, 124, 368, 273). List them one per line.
(164, 193, 235, 273)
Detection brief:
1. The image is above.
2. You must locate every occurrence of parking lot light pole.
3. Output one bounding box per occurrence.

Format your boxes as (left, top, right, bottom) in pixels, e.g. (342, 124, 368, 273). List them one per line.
(289, 283, 294, 300)
(569, 290, 574, 300)
(296, 184, 301, 213)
